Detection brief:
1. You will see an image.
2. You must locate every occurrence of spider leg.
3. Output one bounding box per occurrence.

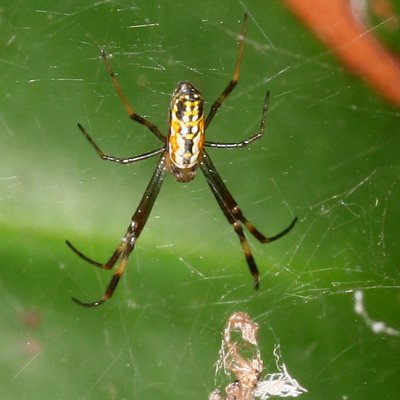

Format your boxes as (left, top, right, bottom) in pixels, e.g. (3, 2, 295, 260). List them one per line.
(66, 240, 122, 268)
(100, 49, 167, 144)
(205, 92, 269, 149)
(200, 151, 297, 288)
(77, 123, 166, 164)
(205, 13, 248, 129)
(69, 153, 167, 307)
(201, 153, 260, 287)
(71, 246, 129, 307)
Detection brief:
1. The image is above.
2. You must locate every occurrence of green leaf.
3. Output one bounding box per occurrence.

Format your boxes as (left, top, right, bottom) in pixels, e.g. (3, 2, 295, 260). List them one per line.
(1, 1, 399, 399)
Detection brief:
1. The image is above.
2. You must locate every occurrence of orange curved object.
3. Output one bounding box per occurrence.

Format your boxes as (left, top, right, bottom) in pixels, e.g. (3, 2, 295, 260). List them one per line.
(283, 0, 400, 106)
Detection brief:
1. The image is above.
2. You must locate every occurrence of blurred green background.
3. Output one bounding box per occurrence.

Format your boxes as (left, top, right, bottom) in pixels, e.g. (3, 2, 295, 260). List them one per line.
(1, 1, 399, 399)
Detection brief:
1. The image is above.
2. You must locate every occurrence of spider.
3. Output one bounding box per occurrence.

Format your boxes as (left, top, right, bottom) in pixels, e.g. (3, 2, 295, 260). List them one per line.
(67, 13, 297, 307)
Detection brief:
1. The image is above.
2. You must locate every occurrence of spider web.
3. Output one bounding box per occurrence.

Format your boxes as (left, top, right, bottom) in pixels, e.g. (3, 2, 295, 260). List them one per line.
(0, 0, 399, 399)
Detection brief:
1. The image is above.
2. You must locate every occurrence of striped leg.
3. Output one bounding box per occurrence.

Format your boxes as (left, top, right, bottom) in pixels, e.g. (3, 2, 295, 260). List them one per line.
(77, 123, 165, 164)
(67, 154, 167, 307)
(100, 49, 167, 144)
(200, 151, 297, 288)
(205, 92, 269, 149)
(205, 13, 248, 129)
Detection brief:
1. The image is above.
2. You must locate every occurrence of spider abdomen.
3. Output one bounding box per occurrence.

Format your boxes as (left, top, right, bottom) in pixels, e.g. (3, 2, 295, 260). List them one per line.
(167, 81, 205, 181)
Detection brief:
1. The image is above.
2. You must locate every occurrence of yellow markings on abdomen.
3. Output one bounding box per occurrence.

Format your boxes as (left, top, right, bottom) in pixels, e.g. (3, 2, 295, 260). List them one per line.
(168, 82, 205, 169)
